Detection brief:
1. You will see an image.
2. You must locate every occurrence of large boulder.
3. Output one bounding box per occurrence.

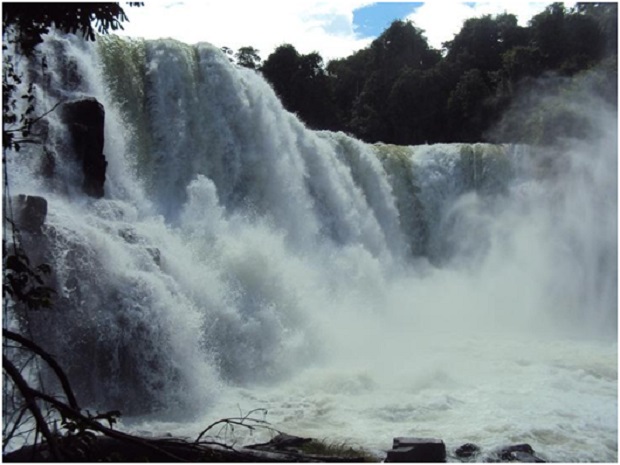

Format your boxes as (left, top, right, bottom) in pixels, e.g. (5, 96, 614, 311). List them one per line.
(60, 98, 107, 198)
(13, 194, 47, 233)
(386, 437, 446, 462)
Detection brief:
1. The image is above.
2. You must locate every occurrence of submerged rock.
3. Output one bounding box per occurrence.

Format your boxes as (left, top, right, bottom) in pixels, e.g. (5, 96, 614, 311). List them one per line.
(450, 441, 549, 463)
(497, 443, 545, 462)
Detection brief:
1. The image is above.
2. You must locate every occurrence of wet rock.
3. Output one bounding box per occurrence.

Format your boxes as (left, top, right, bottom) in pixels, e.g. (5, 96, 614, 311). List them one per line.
(13, 194, 47, 232)
(146, 247, 161, 267)
(386, 437, 446, 462)
(119, 227, 138, 244)
(455, 443, 481, 459)
(475, 443, 546, 463)
(40, 146, 56, 179)
(60, 97, 107, 198)
(498, 444, 545, 462)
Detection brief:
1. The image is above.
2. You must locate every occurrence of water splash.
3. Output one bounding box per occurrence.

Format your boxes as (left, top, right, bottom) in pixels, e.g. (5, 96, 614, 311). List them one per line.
(5, 33, 616, 458)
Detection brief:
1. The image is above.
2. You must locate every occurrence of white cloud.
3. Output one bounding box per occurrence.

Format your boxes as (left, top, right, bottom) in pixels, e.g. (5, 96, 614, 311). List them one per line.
(118, 0, 374, 61)
(117, 1, 577, 61)
(407, 1, 575, 50)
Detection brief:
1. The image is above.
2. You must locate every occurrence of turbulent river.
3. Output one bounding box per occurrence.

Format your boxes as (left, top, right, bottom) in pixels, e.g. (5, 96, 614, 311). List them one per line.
(4, 32, 617, 461)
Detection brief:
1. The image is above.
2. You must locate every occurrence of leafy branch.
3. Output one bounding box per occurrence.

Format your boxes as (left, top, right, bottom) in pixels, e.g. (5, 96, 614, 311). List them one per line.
(3, 240, 56, 311)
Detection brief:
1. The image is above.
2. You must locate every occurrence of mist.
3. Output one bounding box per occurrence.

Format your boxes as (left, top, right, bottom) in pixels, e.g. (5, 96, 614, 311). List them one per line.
(4, 33, 617, 461)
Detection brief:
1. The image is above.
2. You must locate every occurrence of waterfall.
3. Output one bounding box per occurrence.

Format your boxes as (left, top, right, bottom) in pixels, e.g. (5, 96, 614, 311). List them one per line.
(4, 31, 617, 461)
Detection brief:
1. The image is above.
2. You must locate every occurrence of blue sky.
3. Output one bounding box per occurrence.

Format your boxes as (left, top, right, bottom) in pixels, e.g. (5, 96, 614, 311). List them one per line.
(117, 1, 558, 61)
(353, 3, 422, 38)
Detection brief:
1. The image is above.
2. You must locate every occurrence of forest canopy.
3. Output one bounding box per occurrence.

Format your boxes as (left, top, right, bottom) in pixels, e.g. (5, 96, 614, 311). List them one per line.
(234, 2, 617, 145)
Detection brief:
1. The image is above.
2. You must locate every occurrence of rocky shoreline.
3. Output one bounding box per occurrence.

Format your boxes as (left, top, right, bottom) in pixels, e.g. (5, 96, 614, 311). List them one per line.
(4, 431, 548, 462)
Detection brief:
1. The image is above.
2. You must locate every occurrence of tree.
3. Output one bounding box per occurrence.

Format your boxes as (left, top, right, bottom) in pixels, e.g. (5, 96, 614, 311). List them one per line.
(256, 3, 615, 145)
(447, 69, 492, 142)
(261, 44, 301, 110)
(349, 71, 390, 142)
(3, 2, 140, 54)
(370, 20, 440, 73)
(346, 20, 441, 143)
(528, 2, 605, 74)
(261, 45, 338, 130)
(562, 7, 606, 72)
(326, 47, 372, 132)
(235, 46, 261, 69)
(387, 64, 454, 144)
(445, 13, 526, 77)
(501, 45, 544, 83)
(575, 2, 618, 56)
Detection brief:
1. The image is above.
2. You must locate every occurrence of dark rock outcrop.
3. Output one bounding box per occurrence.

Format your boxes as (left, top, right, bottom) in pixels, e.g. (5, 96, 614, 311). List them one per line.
(497, 443, 545, 463)
(386, 437, 446, 462)
(455, 443, 481, 460)
(13, 194, 47, 232)
(60, 98, 107, 198)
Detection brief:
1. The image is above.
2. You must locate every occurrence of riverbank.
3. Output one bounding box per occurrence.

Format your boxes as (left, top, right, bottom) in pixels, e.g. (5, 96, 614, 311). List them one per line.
(4, 429, 550, 462)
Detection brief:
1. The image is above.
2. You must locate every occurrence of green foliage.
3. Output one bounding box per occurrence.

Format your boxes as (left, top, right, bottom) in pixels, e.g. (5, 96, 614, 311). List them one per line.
(2, 55, 42, 153)
(386, 65, 453, 144)
(349, 71, 389, 140)
(529, 2, 605, 74)
(447, 69, 493, 142)
(3, 2, 140, 54)
(235, 46, 261, 69)
(258, 3, 616, 145)
(445, 13, 527, 75)
(369, 20, 440, 73)
(261, 44, 302, 108)
(3, 241, 55, 311)
(261, 44, 339, 130)
(348, 20, 440, 142)
(501, 46, 544, 82)
(326, 48, 373, 131)
(3, 3, 141, 154)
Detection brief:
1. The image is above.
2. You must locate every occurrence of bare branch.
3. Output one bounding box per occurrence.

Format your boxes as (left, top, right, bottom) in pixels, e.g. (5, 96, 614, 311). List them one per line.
(3, 329, 79, 410)
(2, 355, 62, 460)
(194, 409, 280, 444)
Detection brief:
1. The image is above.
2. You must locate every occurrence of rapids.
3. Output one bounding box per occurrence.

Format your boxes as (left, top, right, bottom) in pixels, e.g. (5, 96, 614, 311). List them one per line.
(3, 32, 617, 461)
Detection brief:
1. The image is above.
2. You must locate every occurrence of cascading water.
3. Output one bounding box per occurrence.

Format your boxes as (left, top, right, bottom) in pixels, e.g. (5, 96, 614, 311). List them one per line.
(4, 31, 617, 461)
